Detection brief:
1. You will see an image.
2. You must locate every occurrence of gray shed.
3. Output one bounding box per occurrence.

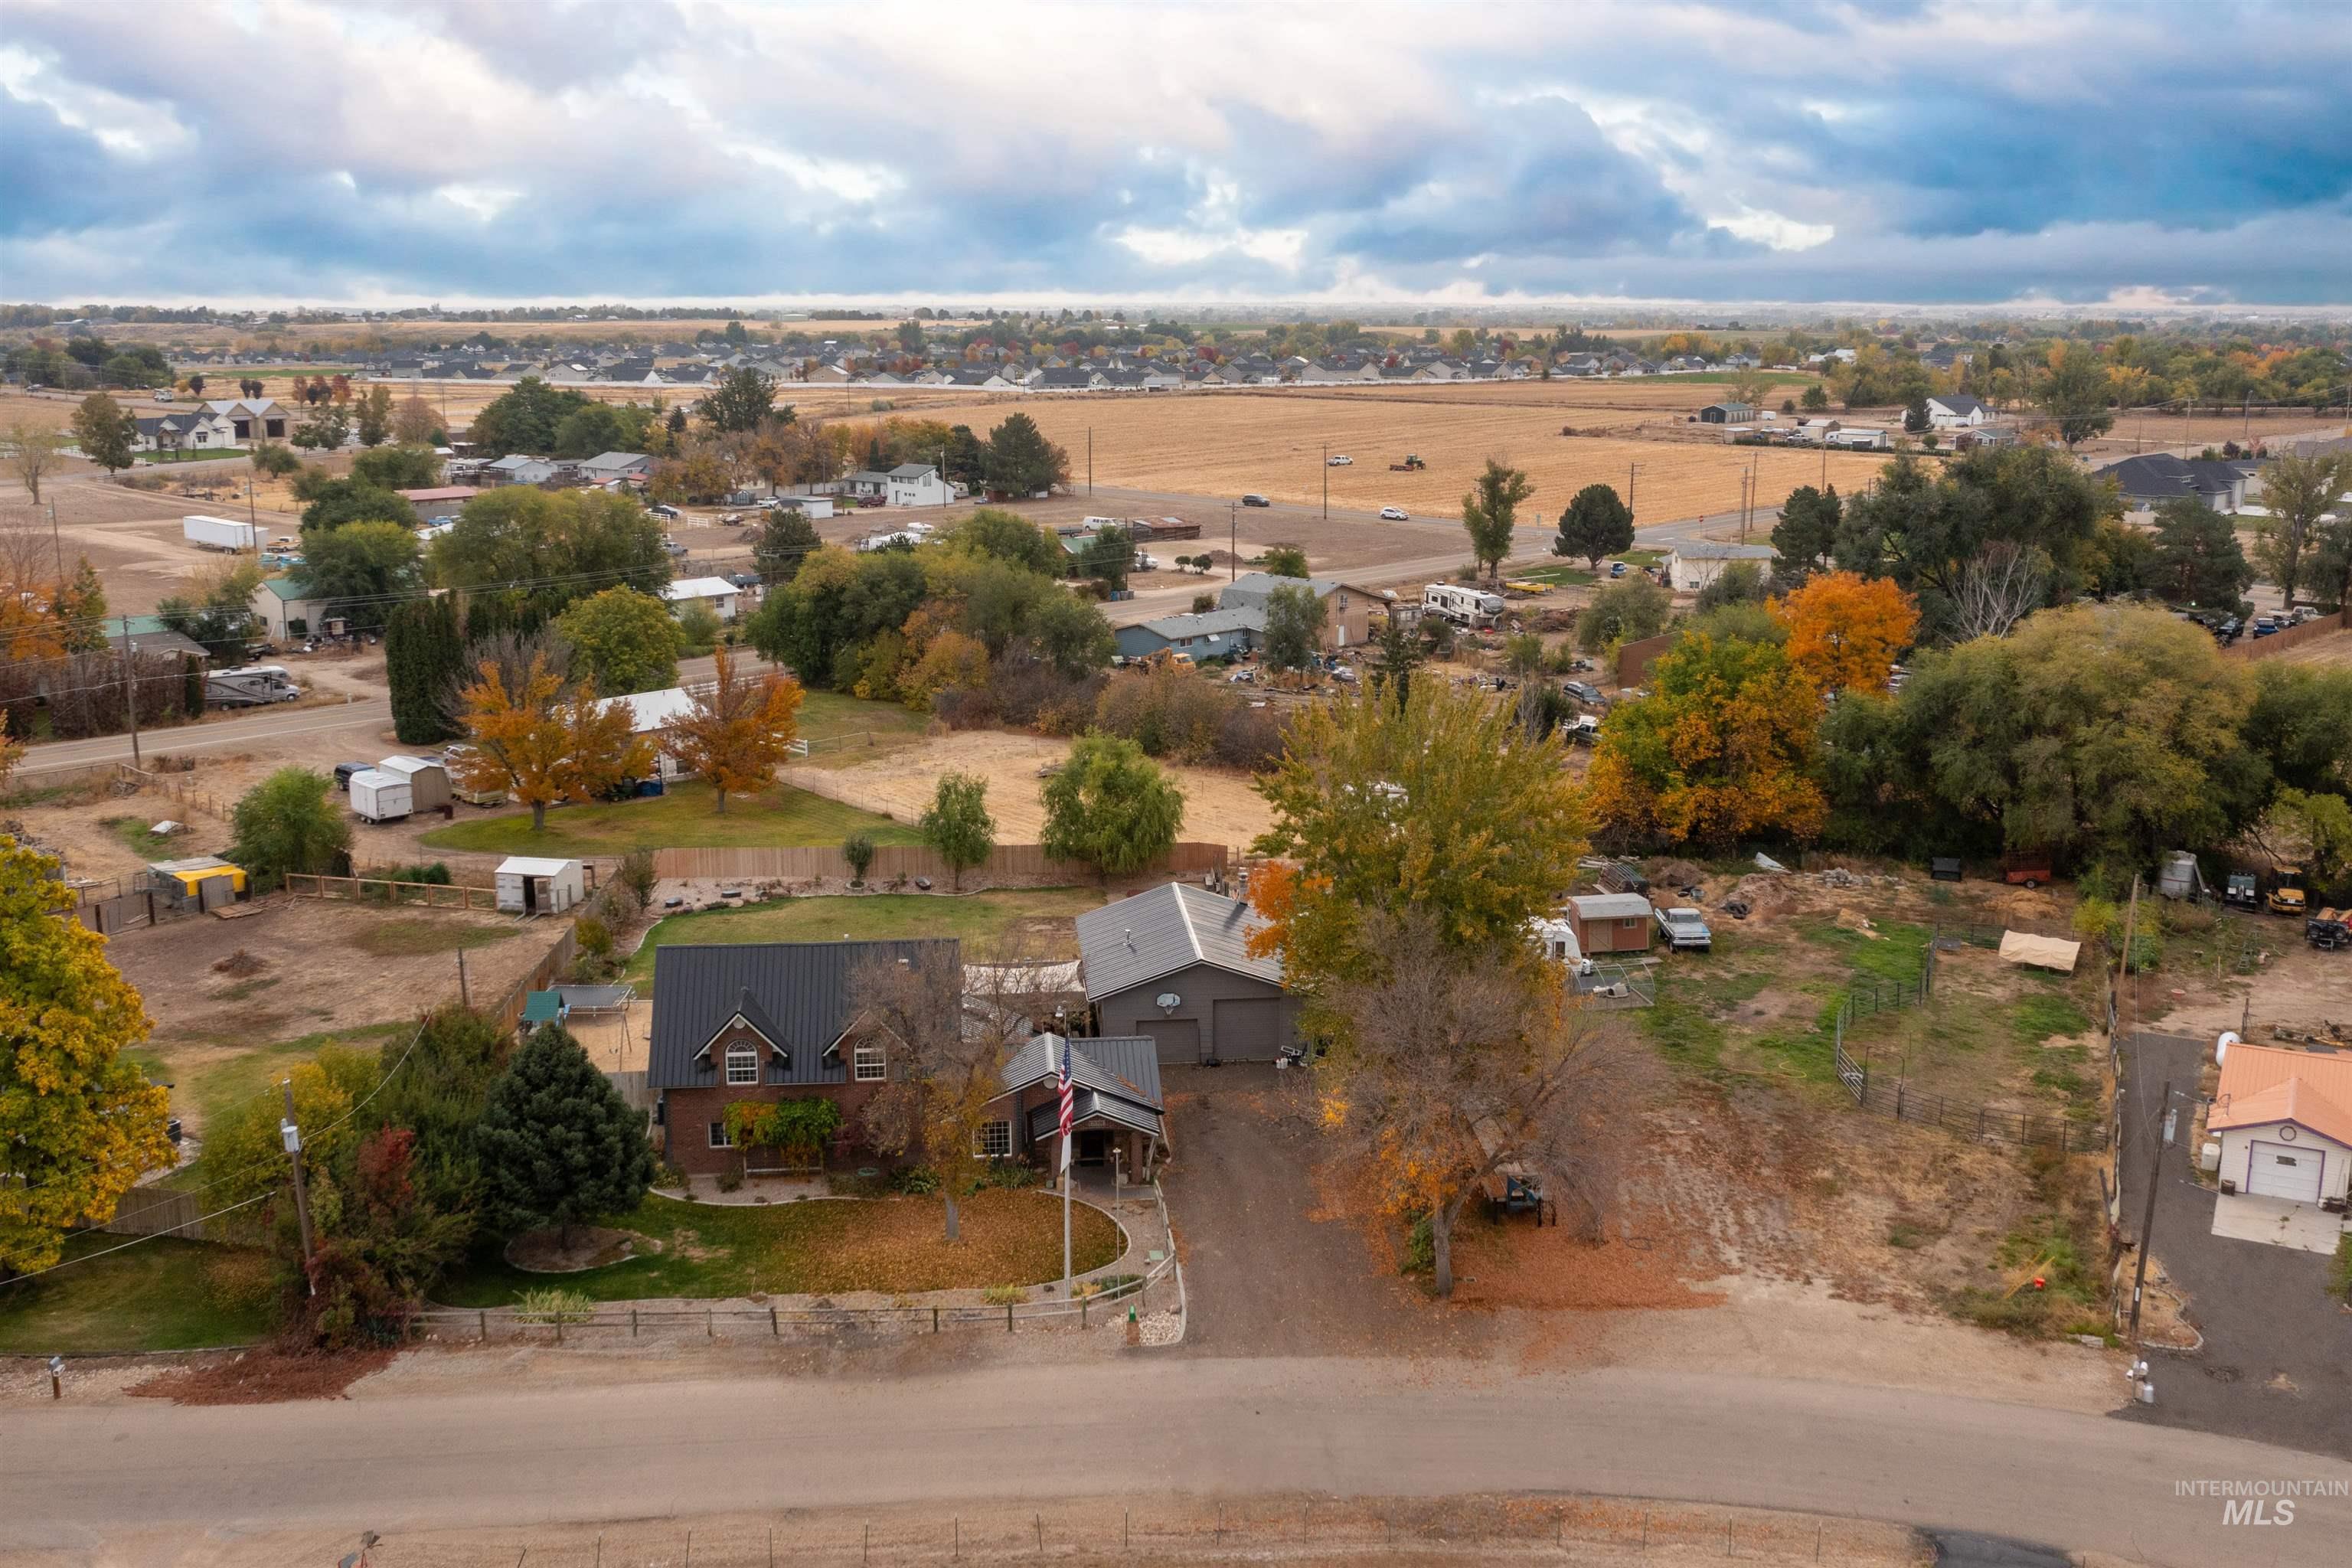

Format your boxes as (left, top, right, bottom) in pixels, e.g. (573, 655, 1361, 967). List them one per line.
(1077, 883, 1297, 1069)
(376, 755, 451, 812)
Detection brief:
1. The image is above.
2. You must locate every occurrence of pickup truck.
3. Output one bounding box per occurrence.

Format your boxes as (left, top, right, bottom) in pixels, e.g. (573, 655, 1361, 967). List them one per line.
(1655, 906, 1713, 952)
(2306, 908, 2349, 951)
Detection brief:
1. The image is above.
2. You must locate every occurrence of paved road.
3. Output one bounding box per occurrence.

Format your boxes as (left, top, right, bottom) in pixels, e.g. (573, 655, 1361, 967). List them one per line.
(5, 1358, 2347, 1561)
(12, 650, 778, 776)
(2118, 1032, 2352, 1459)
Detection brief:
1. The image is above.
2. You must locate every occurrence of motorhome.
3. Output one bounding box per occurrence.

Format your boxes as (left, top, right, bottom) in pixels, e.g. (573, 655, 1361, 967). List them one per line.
(1423, 583, 1504, 629)
(204, 664, 300, 707)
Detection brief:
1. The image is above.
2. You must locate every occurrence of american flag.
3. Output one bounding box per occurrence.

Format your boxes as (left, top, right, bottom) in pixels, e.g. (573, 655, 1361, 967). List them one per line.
(1057, 1037, 1076, 1150)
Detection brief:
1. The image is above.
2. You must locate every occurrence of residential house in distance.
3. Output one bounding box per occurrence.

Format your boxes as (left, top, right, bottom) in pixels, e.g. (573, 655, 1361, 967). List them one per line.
(1664, 541, 1778, 593)
(1217, 572, 1387, 649)
(1076, 883, 1298, 1068)
(1924, 394, 1991, 429)
(201, 397, 292, 443)
(577, 451, 654, 484)
(883, 462, 955, 507)
(2092, 453, 2250, 514)
(248, 576, 328, 641)
(482, 453, 560, 486)
(662, 577, 742, 622)
(1114, 606, 1264, 664)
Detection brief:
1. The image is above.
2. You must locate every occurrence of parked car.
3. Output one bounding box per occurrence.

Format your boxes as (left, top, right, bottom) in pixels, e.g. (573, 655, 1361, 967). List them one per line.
(332, 761, 371, 793)
(662, 539, 688, 557)
(2289, 606, 2322, 625)
(1227, 666, 1257, 683)
(1378, 505, 1410, 521)
(1327, 455, 1353, 466)
(1241, 493, 1271, 508)
(648, 503, 681, 520)
(1563, 680, 1606, 707)
(2213, 616, 2242, 644)
(2252, 614, 2282, 638)
(858, 494, 886, 508)
(1565, 713, 1601, 745)
(1609, 561, 1628, 577)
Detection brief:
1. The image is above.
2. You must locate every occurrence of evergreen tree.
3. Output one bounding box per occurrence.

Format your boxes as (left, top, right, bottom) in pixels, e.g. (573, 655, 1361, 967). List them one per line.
(476, 1025, 656, 1245)
(386, 596, 464, 745)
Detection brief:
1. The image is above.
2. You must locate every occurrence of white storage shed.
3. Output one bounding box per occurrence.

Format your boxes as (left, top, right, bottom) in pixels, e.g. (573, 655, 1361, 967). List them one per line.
(347, 769, 413, 823)
(376, 755, 451, 812)
(496, 855, 586, 916)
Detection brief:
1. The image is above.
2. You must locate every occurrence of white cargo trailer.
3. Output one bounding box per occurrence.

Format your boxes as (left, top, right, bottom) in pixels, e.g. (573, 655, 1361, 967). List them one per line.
(182, 514, 258, 552)
(347, 769, 413, 823)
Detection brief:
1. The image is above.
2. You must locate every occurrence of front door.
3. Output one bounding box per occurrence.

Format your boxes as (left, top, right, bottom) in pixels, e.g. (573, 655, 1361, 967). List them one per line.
(1076, 1129, 1109, 1167)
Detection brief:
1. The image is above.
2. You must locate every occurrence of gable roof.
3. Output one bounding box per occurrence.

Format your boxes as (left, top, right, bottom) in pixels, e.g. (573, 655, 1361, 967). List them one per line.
(1076, 883, 1284, 1001)
(2092, 453, 2243, 501)
(1672, 542, 1779, 561)
(1927, 393, 1988, 416)
(1135, 606, 1265, 639)
(648, 939, 959, 1089)
(1005, 1034, 1166, 1142)
(2209, 1044, 2352, 1148)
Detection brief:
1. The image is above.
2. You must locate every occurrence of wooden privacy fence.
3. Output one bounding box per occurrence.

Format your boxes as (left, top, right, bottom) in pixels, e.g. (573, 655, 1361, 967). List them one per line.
(653, 841, 1230, 887)
(487, 924, 580, 1035)
(2220, 608, 2348, 660)
(96, 1184, 244, 1243)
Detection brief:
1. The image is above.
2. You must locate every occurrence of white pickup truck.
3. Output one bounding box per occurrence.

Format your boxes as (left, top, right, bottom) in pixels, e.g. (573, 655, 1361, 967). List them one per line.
(1655, 906, 1713, 952)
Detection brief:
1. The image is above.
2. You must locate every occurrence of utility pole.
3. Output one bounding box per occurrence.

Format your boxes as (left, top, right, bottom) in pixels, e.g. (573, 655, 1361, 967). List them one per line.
(2126, 1078, 2173, 1345)
(1322, 441, 1328, 520)
(281, 1080, 317, 1285)
(2119, 874, 2142, 1033)
(1086, 427, 1093, 497)
(1627, 462, 1637, 511)
(458, 945, 470, 1008)
(120, 616, 142, 769)
(49, 500, 65, 583)
(1228, 501, 1237, 581)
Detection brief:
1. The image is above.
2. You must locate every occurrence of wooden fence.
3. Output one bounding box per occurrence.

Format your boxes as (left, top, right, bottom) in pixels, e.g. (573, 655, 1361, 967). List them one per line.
(96, 1184, 241, 1242)
(652, 841, 1231, 887)
(487, 924, 580, 1035)
(285, 873, 504, 910)
(2220, 608, 2348, 660)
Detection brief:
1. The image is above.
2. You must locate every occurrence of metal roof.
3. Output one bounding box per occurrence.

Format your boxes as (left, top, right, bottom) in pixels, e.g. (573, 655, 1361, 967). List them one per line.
(1671, 542, 1779, 561)
(1002, 1034, 1164, 1113)
(497, 856, 580, 877)
(1569, 893, 1654, 920)
(1135, 607, 1265, 639)
(1076, 883, 1285, 1001)
(376, 755, 446, 779)
(648, 939, 959, 1089)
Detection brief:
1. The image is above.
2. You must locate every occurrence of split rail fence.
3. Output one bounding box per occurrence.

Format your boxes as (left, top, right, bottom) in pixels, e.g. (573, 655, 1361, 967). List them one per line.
(285, 873, 505, 910)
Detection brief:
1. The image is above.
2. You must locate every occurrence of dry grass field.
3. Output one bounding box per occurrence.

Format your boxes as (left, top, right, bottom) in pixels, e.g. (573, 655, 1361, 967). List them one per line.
(863, 390, 1892, 523)
(2276, 628, 2352, 668)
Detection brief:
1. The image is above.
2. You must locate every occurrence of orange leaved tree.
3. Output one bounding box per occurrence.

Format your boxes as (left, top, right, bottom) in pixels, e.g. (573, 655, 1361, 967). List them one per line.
(1586, 632, 1827, 852)
(1769, 570, 1919, 694)
(665, 645, 804, 813)
(451, 652, 652, 831)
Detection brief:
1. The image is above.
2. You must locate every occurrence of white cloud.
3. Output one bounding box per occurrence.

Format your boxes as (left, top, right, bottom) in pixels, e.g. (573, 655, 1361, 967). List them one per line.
(436, 182, 522, 223)
(1709, 207, 1836, 253)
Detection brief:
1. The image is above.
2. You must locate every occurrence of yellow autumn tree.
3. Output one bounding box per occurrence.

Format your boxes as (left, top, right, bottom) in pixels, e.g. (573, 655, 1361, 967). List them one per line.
(1769, 571, 1919, 694)
(450, 652, 652, 831)
(1586, 632, 1826, 851)
(2, 837, 175, 1272)
(664, 644, 804, 813)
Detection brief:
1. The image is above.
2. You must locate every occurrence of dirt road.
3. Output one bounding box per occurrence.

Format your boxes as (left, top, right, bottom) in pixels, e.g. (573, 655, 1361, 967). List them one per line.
(5, 1357, 2344, 1563)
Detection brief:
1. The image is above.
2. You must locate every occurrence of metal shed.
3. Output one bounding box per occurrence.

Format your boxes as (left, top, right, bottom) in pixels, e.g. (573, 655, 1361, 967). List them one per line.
(142, 855, 247, 909)
(376, 755, 451, 812)
(495, 855, 585, 915)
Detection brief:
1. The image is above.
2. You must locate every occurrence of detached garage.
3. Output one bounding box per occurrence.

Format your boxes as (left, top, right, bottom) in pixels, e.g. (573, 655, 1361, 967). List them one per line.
(2207, 1042, 2352, 1211)
(1078, 883, 1298, 1070)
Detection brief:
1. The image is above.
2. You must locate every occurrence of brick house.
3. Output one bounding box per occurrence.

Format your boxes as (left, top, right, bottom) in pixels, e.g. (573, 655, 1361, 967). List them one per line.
(649, 939, 957, 1178)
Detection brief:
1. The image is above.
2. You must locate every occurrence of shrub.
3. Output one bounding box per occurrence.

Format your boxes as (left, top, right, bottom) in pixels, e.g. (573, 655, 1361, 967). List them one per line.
(515, 1287, 596, 1324)
(895, 1165, 940, 1196)
(1400, 1213, 1434, 1275)
(981, 1284, 1027, 1305)
(716, 1166, 744, 1193)
(576, 915, 614, 961)
(1093, 664, 1234, 763)
(842, 831, 876, 884)
(617, 848, 658, 911)
(981, 1161, 1037, 1190)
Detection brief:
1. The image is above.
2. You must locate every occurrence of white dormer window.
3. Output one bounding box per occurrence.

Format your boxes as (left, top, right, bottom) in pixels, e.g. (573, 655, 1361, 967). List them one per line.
(725, 1045, 758, 1086)
(854, 1043, 886, 1082)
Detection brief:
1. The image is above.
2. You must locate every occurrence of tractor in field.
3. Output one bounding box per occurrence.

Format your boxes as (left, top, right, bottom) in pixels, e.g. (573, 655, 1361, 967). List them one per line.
(1388, 454, 1426, 471)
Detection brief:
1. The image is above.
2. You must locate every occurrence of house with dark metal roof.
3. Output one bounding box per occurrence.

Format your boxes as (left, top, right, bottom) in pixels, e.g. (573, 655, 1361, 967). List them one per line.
(1114, 606, 1265, 663)
(2092, 453, 2249, 513)
(988, 1034, 1167, 1177)
(1077, 884, 1297, 1070)
(1218, 572, 1387, 650)
(648, 939, 959, 1178)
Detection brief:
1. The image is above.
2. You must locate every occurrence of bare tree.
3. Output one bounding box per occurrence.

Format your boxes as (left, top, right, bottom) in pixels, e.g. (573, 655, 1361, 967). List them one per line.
(1323, 913, 1642, 1297)
(851, 946, 1006, 1242)
(4, 422, 68, 505)
(1952, 541, 2047, 641)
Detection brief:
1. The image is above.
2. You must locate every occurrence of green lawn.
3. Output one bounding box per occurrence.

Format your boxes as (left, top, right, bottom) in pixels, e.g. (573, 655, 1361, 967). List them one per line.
(436, 1188, 1120, 1305)
(795, 690, 926, 743)
(1514, 564, 1597, 586)
(134, 446, 249, 465)
(138, 1021, 410, 1188)
(626, 887, 1097, 991)
(0, 1233, 276, 1353)
(1611, 547, 1668, 568)
(103, 815, 186, 858)
(420, 779, 920, 858)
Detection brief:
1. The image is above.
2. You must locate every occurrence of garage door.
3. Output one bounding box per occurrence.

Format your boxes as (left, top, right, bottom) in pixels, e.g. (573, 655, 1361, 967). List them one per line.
(1212, 998, 1283, 1063)
(2246, 1141, 2324, 1202)
(1145, 1018, 1201, 1069)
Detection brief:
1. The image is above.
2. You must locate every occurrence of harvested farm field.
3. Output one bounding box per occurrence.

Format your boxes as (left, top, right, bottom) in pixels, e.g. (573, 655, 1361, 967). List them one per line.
(804, 390, 1893, 523)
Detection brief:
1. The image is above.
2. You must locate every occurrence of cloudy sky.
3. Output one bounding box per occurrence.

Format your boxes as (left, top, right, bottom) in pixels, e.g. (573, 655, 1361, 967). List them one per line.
(5, 0, 2349, 309)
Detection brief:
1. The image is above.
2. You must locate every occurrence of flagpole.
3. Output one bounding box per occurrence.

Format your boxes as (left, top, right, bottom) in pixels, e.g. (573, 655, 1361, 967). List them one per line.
(1061, 1049, 1073, 1294)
